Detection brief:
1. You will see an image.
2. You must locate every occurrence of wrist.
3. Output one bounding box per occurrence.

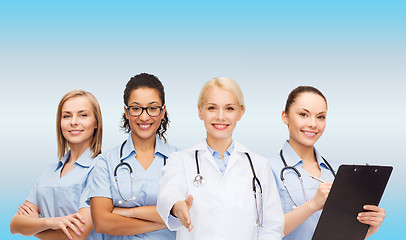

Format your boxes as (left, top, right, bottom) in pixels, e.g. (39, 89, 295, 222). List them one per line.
(306, 199, 321, 212)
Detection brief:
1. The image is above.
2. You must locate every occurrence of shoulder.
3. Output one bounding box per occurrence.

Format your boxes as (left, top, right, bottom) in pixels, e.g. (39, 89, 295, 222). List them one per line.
(234, 141, 269, 167)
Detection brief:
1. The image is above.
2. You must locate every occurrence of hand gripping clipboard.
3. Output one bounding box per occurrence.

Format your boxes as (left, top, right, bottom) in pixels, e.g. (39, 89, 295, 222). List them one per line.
(312, 165, 392, 240)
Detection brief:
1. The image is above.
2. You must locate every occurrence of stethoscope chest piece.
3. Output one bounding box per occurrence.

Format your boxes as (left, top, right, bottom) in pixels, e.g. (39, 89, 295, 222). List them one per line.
(193, 174, 205, 187)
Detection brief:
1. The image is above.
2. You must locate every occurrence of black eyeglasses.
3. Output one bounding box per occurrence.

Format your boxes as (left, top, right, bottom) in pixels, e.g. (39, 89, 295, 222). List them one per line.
(126, 105, 163, 117)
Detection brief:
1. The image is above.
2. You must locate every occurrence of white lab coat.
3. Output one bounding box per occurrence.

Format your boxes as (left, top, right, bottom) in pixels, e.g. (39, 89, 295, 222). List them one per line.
(157, 140, 284, 240)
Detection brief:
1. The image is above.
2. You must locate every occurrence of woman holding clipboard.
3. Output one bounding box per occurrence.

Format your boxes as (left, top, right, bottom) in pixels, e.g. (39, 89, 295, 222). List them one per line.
(268, 86, 385, 240)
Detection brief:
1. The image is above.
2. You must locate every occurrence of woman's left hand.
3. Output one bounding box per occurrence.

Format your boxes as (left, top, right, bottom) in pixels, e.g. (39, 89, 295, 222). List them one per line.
(17, 202, 40, 218)
(357, 205, 385, 239)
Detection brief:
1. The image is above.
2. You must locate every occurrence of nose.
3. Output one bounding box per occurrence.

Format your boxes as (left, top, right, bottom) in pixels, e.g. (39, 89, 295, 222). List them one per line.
(216, 109, 225, 120)
(308, 116, 316, 128)
(71, 115, 78, 125)
(139, 109, 150, 121)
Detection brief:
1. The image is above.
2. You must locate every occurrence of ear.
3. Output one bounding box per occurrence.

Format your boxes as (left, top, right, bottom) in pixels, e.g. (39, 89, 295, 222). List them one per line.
(237, 105, 244, 121)
(124, 105, 129, 120)
(161, 105, 167, 118)
(198, 106, 203, 120)
(282, 111, 289, 125)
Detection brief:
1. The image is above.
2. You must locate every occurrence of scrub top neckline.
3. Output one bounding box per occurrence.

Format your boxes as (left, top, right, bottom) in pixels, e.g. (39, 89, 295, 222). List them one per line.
(122, 135, 168, 172)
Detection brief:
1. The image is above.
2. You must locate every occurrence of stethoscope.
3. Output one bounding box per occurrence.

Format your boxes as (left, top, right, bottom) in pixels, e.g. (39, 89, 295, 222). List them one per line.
(193, 150, 264, 227)
(279, 149, 335, 208)
(114, 140, 167, 205)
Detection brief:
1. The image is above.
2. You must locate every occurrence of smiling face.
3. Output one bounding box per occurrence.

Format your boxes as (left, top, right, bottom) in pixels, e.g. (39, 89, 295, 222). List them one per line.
(60, 96, 97, 149)
(282, 92, 327, 150)
(124, 87, 166, 142)
(198, 86, 243, 144)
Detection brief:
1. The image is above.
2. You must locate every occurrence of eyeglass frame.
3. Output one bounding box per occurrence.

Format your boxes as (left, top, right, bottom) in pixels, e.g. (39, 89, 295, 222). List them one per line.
(125, 105, 164, 117)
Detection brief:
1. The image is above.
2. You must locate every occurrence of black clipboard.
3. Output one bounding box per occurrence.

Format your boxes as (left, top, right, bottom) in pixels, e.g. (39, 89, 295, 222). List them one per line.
(312, 164, 392, 240)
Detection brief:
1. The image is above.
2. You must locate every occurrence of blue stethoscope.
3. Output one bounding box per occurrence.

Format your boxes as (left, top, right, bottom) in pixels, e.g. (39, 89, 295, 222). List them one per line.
(114, 140, 167, 205)
(193, 150, 264, 227)
(279, 149, 336, 208)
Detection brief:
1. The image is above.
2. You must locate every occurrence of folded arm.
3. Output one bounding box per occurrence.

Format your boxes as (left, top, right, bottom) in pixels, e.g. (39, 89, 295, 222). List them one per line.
(91, 197, 166, 235)
(10, 201, 93, 240)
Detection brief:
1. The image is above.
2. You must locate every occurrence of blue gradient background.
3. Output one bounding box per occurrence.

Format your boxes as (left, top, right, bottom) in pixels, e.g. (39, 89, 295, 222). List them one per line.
(1, 1, 404, 239)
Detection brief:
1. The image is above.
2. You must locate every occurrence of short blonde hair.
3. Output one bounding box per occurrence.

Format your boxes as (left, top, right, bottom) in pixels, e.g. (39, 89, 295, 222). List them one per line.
(56, 90, 103, 160)
(198, 77, 245, 115)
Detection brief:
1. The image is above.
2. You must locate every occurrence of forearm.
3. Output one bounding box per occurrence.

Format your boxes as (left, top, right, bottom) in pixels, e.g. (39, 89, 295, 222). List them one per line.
(91, 197, 166, 235)
(10, 215, 49, 236)
(93, 212, 165, 235)
(114, 206, 164, 224)
(284, 201, 318, 236)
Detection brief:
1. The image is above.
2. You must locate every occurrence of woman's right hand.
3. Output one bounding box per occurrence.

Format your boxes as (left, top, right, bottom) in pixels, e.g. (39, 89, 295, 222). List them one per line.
(45, 213, 86, 239)
(171, 195, 194, 232)
(308, 182, 333, 211)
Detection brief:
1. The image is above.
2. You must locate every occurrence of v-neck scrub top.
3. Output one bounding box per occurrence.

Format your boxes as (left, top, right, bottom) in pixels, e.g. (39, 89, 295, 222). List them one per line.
(268, 141, 337, 240)
(87, 135, 178, 240)
(26, 147, 102, 240)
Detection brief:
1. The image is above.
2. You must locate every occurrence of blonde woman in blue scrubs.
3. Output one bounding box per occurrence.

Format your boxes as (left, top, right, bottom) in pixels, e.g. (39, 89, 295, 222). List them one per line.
(269, 86, 386, 240)
(10, 89, 103, 240)
(87, 73, 178, 240)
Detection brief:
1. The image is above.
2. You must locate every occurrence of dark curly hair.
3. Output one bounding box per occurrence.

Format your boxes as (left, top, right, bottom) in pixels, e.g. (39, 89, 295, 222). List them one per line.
(121, 73, 169, 142)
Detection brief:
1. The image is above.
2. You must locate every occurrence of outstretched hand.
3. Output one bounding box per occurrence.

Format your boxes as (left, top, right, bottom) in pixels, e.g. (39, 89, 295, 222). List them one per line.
(171, 195, 194, 232)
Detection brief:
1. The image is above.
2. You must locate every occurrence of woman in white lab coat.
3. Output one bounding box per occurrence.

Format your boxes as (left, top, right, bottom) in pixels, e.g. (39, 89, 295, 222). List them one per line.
(157, 77, 284, 240)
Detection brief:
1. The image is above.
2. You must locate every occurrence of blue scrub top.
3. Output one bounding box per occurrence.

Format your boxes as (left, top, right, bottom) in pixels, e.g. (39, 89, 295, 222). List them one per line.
(87, 135, 178, 240)
(268, 141, 338, 240)
(26, 147, 103, 240)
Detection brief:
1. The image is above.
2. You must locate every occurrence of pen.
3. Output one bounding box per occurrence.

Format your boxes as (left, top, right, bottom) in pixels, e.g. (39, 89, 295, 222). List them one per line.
(310, 175, 326, 183)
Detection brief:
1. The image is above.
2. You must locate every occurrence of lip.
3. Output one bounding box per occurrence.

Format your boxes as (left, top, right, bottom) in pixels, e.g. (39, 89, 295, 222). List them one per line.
(301, 130, 317, 137)
(137, 123, 153, 130)
(212, 123, 229, 130)
(69, 130, 83, 135)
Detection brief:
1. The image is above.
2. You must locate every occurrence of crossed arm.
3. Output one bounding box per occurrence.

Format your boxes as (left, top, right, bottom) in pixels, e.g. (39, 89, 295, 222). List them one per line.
(90, 197, 166, 235)
(10, 201, 93, 240)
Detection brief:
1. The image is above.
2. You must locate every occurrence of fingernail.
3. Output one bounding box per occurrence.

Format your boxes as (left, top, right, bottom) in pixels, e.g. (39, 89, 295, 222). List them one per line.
(80, 227, 84, 232)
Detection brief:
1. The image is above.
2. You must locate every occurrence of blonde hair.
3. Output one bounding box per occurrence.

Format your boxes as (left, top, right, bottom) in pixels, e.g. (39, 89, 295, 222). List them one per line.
(198, 77, 245, 115)
(56, 90, 103, 159)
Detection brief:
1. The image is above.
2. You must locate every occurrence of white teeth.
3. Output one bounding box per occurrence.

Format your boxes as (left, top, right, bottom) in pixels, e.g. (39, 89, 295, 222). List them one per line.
(139, 124, 151, 129)
(214, 124, 227, 128)
(304, 132, 316, 136)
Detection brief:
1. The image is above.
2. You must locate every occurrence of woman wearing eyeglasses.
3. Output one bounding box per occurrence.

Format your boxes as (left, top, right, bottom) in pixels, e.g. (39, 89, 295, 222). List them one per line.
(269, 86, 385, 240)
(87, 73, 178, 240)
(10, 89, 103, 240)
(157, 77, 284, 240)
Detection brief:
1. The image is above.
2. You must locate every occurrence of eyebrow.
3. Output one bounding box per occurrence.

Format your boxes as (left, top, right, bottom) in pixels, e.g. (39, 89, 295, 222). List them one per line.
(62, 109, 91, 114)
(129, 101, 160, 105)
(206, 103, 238, 106)
(299, 108, 326, 115)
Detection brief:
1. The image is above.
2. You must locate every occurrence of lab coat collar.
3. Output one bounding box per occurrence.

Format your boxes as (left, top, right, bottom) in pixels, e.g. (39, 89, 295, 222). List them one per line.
(281, 141, 328, 169)
(193, 140, 250, 175)
(193, 140, 249, 154)
(120, 134, 171, 160)
(56, 147, 93, 171)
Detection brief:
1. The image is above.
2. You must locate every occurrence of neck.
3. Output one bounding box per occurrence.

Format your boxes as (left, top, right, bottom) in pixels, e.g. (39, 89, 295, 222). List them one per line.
(206, 135, 232, 158)
(288, 139, 316, 163)
(68, 143, 90, 162)
(131, 132, 156, 152)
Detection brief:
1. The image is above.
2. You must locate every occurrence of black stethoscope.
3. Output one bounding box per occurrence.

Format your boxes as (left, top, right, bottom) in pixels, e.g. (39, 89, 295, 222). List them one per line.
(193, 150, 264, 227)
(114, 140, 167, 205)
(279, 149, 335, 208)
